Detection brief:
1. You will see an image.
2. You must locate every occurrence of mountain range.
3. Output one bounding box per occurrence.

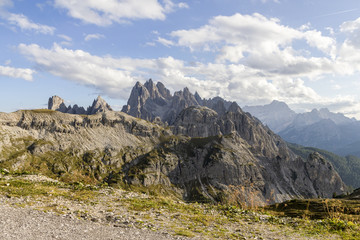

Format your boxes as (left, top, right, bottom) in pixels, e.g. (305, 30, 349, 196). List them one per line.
(244, 101, 360, 157)
(48, 95, 113, 115)
(0, 80, 348, 205)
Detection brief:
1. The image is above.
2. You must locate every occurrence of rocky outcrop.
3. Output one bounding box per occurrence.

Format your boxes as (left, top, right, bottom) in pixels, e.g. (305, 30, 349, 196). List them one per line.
(48, 96, 112, 115)
(87, 96, 113, 115)
(48, 96, 69, 113)
(122, 79, 233, 124)
(123, 133, 345, 204)
(172, 103, 287, 159)
(121, 79, 199, 124)
(304, 152, 345, 198)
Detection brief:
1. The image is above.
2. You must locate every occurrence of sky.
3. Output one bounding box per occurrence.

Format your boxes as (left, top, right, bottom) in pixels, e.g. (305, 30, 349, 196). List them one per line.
(1, 0, 360, 118)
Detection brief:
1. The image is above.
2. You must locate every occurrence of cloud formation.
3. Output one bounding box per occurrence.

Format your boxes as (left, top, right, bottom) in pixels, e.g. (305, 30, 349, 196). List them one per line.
(54, 0, 188, 26)
(18, 43, 323, 106)
(84, 33, 105, 41)
(164, 13, 337, 80)
(7, 13, 55, 34)
(0, 0, 55, 34)
(0, 65, 35, 81)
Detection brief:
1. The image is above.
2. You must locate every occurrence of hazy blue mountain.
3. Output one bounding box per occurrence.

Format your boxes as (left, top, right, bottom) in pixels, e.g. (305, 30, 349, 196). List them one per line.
(243, 100, 296, 132)
(244, 100, 360, 157)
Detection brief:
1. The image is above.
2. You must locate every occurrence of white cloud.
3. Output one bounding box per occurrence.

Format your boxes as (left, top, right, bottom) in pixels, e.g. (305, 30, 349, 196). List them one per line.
(18, 43, 150, 97)
(84, 33, 105, 41)
(162, 0, 188, 12)
(6, 13, 55, 34)
(54, 0, 188, 26)
(340, 17, 360, 49)
(0, 0, 55, 34)
(17, 43, 322, 106)
(166, 13, 337, 80)
(0, 65, 35, 81)
(170, 13, 301, 50)
(169, 13, 336, 57)
(157, 37, 174, 47)
(303, 30, 336, 58)
(58, 34, 72, 41)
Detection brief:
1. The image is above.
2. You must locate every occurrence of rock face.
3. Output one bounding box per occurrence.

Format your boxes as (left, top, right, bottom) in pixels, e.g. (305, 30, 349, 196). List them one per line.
(48, 96, 69, 113)
(0, 81, 347, 205)
(87, 96, 113, 115)
(48, 96, 112, 115)
(122, 79, 232, 124)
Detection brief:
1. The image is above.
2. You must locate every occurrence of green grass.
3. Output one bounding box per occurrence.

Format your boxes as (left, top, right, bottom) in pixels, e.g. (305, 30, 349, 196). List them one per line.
(22, 109, 57, 114)
(266, 198, 360, 240)
(0, 178, 99, 202)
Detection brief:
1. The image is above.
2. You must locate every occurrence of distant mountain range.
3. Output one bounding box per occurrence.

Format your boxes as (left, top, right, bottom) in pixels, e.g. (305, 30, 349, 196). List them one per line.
(48, 95, 112, 115)
(244, 101, 360, 157)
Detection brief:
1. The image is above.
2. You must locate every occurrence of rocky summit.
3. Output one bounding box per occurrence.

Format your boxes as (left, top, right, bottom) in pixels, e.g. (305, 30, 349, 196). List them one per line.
(121, 79, 233, 124)
(48, 95, 112, 115)
(0, 80, 347, 205)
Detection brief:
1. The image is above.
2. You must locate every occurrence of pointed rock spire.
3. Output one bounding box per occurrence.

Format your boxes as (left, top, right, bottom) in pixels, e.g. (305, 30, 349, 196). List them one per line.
(48, 96, 68, 112)
(87, 96, 113, 115)
(227, 102, 242, 113)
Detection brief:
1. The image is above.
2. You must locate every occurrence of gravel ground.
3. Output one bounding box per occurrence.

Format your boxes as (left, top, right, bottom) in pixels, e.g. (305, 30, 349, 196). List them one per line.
(0, 204, 186, 240)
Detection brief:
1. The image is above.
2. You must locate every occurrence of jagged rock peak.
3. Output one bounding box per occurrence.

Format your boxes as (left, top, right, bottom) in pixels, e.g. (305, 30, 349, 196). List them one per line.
(87, 96, 113, 115)
(156, 81, 171, 100)
(122, 79, 201, 124)
(47, 95, 112, 115)
(227, 102, 242, 113)
(48, 95, 67, 112)
(194, 91, 202, 104)
(122, 79, 241, 124)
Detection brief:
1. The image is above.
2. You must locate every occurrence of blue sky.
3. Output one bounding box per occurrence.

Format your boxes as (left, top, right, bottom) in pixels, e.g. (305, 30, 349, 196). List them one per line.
(1, 0, 360, 118)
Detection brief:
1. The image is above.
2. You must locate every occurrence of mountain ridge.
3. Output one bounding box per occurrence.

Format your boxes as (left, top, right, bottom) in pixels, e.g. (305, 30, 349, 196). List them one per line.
(0, 80, 347, 204)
